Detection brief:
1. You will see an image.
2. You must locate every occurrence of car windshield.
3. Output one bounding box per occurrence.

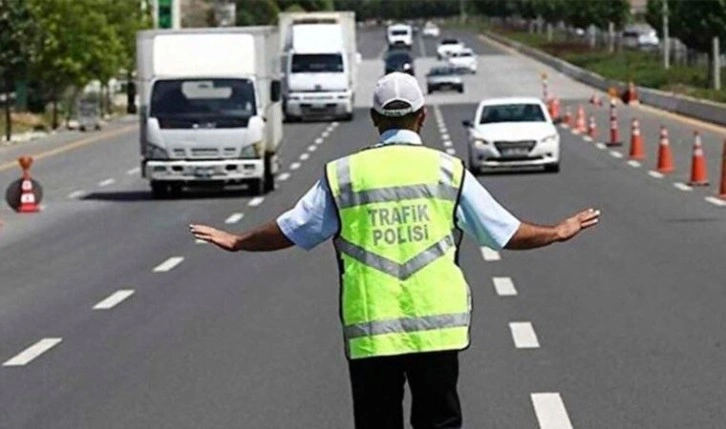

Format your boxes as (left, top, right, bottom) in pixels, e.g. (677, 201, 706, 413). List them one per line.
(429, 67, 456, 76)
(479, 103, 546, 124)
(291, 53, 344, 73)
(150, 78, 256, 119)
(441, 39, 459, 45)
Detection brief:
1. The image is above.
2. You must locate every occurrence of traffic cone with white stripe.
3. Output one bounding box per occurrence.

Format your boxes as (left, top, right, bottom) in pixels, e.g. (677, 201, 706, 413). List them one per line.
(688, 131, 709, 186)
(656, 126, 675, 174)
(563, 106, 572, 128)
(607, 100, 621, 146)
(17, 156, 39, 213)
(629, 119, 645, 160)
(587, 115, 597, 140)
(574, 105, 586, 134)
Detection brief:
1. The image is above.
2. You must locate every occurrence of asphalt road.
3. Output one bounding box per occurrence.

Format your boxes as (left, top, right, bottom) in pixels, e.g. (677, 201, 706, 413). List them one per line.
(1, 26, 726, 429)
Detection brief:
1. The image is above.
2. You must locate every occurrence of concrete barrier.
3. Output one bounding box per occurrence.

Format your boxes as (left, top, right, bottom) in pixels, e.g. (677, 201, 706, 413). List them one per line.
(484, 30, 726, 128)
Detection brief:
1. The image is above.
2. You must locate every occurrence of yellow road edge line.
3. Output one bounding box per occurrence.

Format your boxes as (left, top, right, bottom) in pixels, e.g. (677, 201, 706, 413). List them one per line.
(0, 125, 137, 172)
(478, 33, 726, 135)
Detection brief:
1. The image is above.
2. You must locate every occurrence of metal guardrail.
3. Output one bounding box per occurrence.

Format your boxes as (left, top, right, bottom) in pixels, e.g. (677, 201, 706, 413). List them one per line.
(484, 30, 726, 128)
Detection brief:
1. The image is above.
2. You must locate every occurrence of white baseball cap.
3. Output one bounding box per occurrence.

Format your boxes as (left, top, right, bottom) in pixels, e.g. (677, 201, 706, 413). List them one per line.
(372, 72, 425, 117)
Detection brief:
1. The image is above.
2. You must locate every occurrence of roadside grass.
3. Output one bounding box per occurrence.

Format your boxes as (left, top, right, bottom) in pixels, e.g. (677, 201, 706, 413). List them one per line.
(493, 27, 726, 104)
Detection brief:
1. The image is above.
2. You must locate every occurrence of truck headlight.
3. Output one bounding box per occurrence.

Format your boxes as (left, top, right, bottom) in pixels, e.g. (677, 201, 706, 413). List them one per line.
(240, 141, 264, 159)
(146, 143, 169, 160)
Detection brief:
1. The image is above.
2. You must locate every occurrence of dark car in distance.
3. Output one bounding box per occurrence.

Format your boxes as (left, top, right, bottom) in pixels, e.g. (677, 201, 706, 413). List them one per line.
(384, 50, 415, 76)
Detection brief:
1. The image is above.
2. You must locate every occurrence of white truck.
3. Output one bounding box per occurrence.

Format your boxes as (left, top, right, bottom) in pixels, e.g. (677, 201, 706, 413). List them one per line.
(387, 23, 413, 48)
(279, 11, 358, 122)
(136, 27, 282, 198)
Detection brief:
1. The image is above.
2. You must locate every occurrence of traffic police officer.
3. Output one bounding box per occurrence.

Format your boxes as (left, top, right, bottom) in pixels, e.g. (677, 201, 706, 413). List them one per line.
(190, 72, 600, 429)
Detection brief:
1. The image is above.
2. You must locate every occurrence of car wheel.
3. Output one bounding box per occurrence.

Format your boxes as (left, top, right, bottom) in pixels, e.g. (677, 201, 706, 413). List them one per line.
(427, 86, 434, 94)
(544, 163, 560, 173)
(263, 153, 275, 193)
(467, 155, 479, 175)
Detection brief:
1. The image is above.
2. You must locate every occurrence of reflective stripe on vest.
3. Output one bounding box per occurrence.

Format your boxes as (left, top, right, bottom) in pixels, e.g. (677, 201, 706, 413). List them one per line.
(327, 145, 471, 359)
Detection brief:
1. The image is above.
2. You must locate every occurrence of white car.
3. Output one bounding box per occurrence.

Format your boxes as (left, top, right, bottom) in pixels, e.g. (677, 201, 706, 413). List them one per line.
(447, 48, 476, 74)
(422, 22, 440, 38)
(387, 23, 413, 48)
(436, 38, 464, 59)
(463, 97, 560, 173)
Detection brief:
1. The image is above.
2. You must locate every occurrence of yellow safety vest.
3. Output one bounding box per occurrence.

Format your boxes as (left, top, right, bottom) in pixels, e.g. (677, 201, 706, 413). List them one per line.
(325, 144, 471, 359)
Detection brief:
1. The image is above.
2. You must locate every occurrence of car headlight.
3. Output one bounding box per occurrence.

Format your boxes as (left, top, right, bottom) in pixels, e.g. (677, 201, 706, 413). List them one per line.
(240, 141, 264, 159)
(541, 134, 559, 145)
(146, 142, 169, 160)
(474, 139, 490, 147)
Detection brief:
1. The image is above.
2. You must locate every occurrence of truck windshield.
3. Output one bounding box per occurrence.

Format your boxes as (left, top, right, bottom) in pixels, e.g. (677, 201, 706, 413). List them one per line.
(150, 78, 256, 128)
(291, 54, 343, 73)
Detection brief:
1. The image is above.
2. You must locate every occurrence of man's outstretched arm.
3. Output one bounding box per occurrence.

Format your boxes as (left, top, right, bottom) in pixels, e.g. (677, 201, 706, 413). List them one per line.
(504, 208, 600, 250)
(190, 221, 294, 252)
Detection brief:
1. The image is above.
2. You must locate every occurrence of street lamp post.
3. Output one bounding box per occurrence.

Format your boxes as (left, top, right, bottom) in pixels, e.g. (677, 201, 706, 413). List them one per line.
(662, 0, 670, 70)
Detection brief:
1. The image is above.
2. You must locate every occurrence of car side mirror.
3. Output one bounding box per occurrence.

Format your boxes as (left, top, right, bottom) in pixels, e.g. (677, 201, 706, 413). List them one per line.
(462, 120, 472, 128)
(270, 80, 281, 103)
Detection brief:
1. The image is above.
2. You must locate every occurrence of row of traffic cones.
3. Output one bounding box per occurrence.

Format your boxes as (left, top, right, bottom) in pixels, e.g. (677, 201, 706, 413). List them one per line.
(567, 101, 726, 196)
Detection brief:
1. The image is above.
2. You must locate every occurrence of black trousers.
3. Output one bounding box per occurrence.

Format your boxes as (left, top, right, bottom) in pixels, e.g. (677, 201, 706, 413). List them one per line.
(347, 350, 462, 429)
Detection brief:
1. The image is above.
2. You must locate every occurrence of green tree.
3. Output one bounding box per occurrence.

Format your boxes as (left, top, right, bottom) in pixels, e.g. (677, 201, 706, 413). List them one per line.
(562, 0, 630, 29)
(236, 0, 279, 25)
(278, 0, 334, 12)
(0, 0, 37, 139)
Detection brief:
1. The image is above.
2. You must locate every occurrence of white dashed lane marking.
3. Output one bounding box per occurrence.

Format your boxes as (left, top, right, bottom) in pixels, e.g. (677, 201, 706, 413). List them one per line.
(3, 338, 62, 367)
(443, 140, 452, 147)
(480, 247, 501, 261)
(93, 289, 135, 310)
(126, 167, 141, 175)
(153, 257, 184, 273)
(300, 153, 310, 161)
(315, 137, 324, 145)
(445, 148, 456, 155)
(531, 393, 574, 429)
(278, 172, 291, 182)
(595, 143, 607, 150)
(609, 150, 623, 158)
(705, 196, 726, 206)
(627, 160, 641, 168)
(98, 178, 116, 187)
(492, 277, 517, 296)
(322, 130, 330, 138)
(248, 197, 264, 207)
(441, 133, 450, 140)
(225, 213, 244, 224)
(648, 171, 664, 179)
(509, 322, 540, 348)
(582, 136, 593, 142)
(308, 145, 317, 152)
(67, 190, 86, 199)
(290, 162, 301, 170)
(673, 182, 693, 192)
(195, 239, 206, 244)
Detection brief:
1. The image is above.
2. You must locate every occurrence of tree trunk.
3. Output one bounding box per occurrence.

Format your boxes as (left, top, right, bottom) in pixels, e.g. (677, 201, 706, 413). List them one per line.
(4, 79, 12, 142)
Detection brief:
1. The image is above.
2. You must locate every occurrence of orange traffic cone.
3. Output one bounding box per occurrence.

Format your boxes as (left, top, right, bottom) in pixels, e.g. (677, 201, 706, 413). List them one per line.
(563, 106, 572, 128)
(626, 81, 640, 105)
(587, 115, 597, 139)
(656, 126, 675, 174)
(590, 93, 602, 106)
(607, 100, 621, 146)
(718, 140, 726, 199)
(574, 105, 586, 134)
(551, 97, 561, 122)
(629, 119, 645, 160)
(17, 156, 40, 213)
(688, 131, 709, 186)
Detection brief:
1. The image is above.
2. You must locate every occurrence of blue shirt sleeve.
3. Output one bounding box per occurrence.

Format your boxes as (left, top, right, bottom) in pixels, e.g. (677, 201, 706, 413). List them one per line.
(276, 179, 339, 250)
(455, 170, 521, 250)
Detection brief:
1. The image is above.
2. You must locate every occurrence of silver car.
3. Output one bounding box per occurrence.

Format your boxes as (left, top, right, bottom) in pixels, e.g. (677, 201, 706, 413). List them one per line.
(425, 66, 464, 94)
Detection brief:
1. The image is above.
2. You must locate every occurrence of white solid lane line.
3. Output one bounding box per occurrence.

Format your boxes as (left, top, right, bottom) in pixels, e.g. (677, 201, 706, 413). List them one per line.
(673, 182, 693, 191)
(93, 289, 135, 310)
(445, 148, 456, 155)
(493, 277, 517, 296)
(315, 137, 324, 145)
(609, 150, 623, 158)
(531, 392, 574, 429)
(509, 322, 540, 348)
(300, 153, 310, 161)
(627, 160, 641, 168)
(706, 196, 726, 206)
(595, 143, 607, 150)
(3, 338, 62, 367)
(67, 190, 86, 199)
(126, 167, 141, 175)
(225, 213, 244, 224)
(248, 197, 264, 207)
(290, 162, 301, 170)
(480, 247, 501, 261)
(278, 172, 291, 182)
(98, 178, 116, 187)
(153, 256, 184, 273)
(648, 170, 664, 179)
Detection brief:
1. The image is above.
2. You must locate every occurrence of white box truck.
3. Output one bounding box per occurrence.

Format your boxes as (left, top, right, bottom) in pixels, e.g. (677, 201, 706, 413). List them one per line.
(136, 27, 282, 198)
(279, 11, 358, 122)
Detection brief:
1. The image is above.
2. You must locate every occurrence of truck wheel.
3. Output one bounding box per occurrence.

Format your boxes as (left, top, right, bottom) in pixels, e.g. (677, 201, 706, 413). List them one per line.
(250, 179, 265, 196)
(151, 182, 169, 199)
(342, 112, 354, 122)
(263, 153, 275, 193)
